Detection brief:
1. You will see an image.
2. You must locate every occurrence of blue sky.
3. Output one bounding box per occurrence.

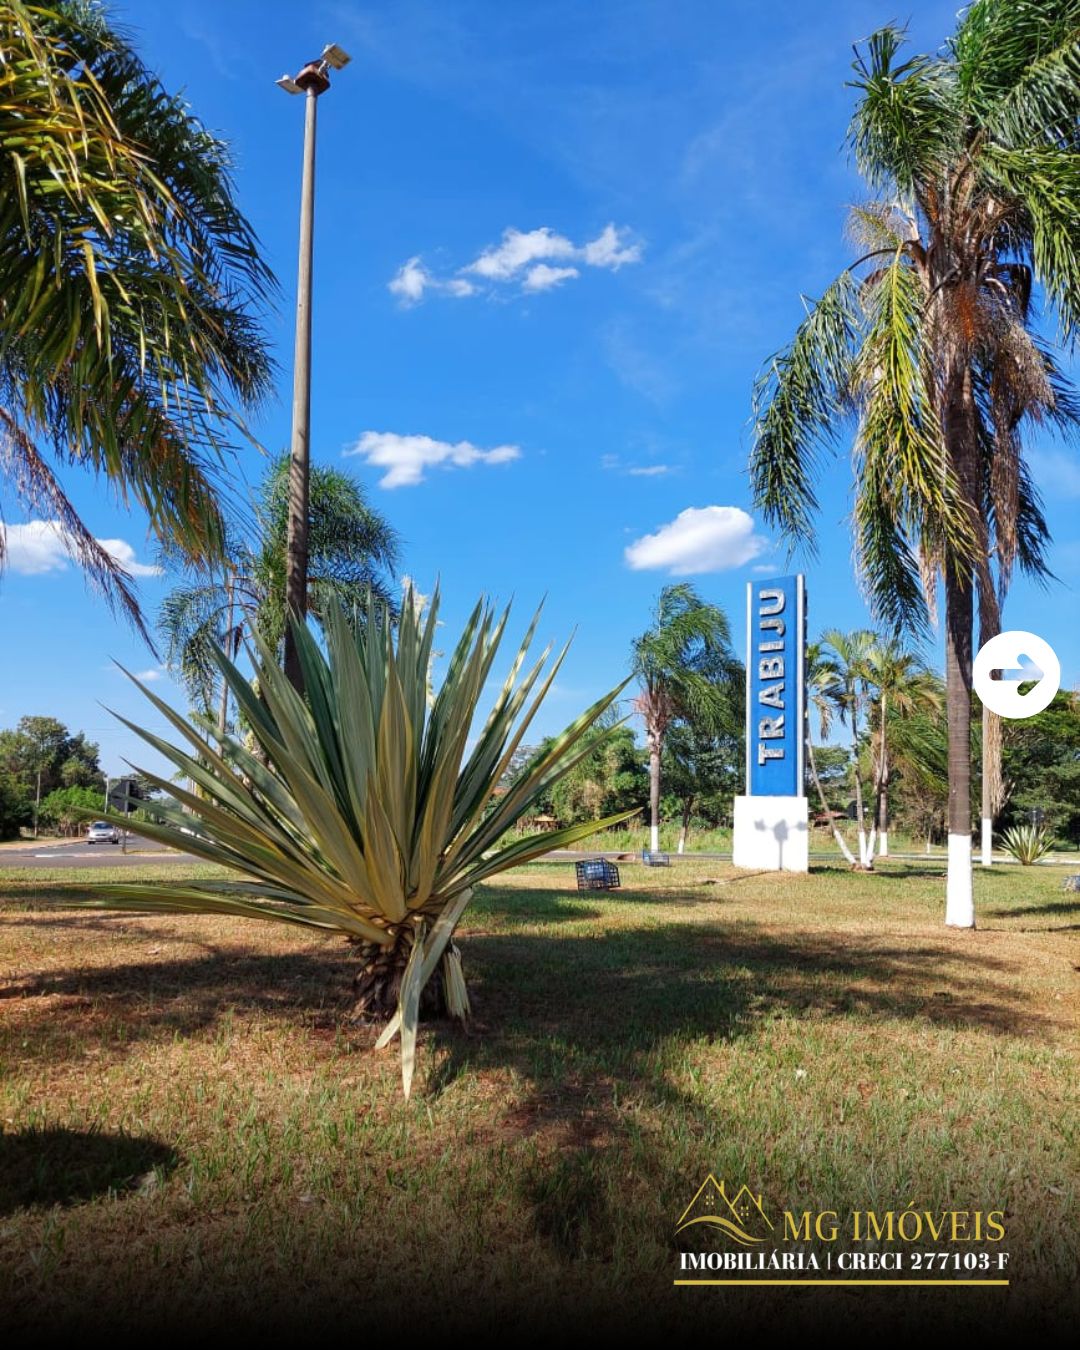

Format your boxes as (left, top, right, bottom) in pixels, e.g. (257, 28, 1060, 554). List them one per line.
(3, 0, 1079, 781)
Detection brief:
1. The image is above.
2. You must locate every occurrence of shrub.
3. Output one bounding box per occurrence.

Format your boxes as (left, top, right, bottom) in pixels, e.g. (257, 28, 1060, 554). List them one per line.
(998, 824, 1053, 865)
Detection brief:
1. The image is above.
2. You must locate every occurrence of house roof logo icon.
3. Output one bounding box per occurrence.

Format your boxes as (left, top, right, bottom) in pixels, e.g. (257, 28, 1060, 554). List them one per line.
(675, 1174, 775, 1245)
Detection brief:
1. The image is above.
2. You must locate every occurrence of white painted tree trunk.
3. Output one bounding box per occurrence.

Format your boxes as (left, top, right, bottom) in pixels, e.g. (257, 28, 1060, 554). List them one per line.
(677, 833, 685, 855)
(833, 827, 856, 867)
(879, 830, 888, 857)
(980, 816, 993, 867)
(648, 742, 661, 859)
(945, 834, 975, 927)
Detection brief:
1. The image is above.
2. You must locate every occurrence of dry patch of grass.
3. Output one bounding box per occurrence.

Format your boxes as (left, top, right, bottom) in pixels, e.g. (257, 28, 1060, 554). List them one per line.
(0, 857, 1077, 1336)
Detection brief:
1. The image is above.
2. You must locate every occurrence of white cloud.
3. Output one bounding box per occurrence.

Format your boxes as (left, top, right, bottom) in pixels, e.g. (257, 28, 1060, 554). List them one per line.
(2, 521, 71, 574)
(444, 277, 477, 297)
(523, 263, 579, 292)
(624, 506, 767, 574)
(391, 222, 642, 302)
(388, 256, 432, 305)
(2, 520, 160, 577)
(466, 226, 577, 280)
(1027, 446, 1080, 499)
(602, 456, 673, 477)
(346, 431, 521, 489)
(389, 256, 475, 306)
(96, 537, 162, 578)
(133, 667, 165, 682)
(581, 223, 642, 269)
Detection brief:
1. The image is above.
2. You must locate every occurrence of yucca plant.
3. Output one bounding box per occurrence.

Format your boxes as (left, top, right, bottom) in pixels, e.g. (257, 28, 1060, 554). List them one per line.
(998, 824, 1053, 866)
(83, 591, 630, 1095)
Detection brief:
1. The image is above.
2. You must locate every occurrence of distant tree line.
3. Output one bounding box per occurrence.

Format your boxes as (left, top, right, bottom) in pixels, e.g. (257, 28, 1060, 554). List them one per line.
(0, 716, 104, 838)
(809, 683, 1080, 852)
(506, 583, 746, 850)
(0, 717, 160, 840)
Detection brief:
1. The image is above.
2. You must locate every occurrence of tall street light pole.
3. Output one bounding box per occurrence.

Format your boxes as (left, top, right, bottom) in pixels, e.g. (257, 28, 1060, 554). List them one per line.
(277, 44, 351, 692)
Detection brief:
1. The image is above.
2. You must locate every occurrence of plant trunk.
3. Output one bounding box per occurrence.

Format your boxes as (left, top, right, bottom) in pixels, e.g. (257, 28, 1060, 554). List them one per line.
(678, 796, 693, 854)
(847, 691, 874, 869)
(980, 730, 993, 868)
(849, 710, 870, 869)
(980, 703, 1002, 868)
(648, 739, 661, 853)
(350, 929, 454, 1022)
(876, 694, 889, 858)
(943, 371, 978, 928)
(945, 562, 974, 925)
(806, 734, 856, 866)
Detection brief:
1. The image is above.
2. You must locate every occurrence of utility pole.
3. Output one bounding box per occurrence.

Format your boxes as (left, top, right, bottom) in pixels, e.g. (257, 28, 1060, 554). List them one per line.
(276, 43, 352, 692)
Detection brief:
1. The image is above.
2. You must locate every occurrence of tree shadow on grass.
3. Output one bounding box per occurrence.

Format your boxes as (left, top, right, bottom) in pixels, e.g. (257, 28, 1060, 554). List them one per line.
(432, 918, 1054, 1080)
(987, 899, 1080, 918)
(0, 913, 169, 935)
(1, 884, 1062, 1070)
(419, 917, 1076, 1327)
(859, 865, 947, 879)
(1, 887, 1076, 1336)
(0, 1127, 179, 1215)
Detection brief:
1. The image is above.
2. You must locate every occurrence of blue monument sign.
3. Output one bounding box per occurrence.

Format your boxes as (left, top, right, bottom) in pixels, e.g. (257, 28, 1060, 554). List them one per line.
(745, 574, 806, 798)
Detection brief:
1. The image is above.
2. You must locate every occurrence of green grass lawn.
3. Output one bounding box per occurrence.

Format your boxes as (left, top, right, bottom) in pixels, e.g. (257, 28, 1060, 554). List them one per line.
(0, 857, 1076, 1336)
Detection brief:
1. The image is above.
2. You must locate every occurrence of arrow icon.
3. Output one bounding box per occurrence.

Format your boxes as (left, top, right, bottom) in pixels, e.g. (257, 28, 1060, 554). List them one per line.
(974, 632, 1060, 720)
(991, 653, 1044, 683)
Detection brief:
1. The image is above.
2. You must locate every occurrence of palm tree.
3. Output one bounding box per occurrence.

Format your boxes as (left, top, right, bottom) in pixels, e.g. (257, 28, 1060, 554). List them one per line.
(865, 638, 943, 858)
(0, 2, 274, 639)
(630, 583, 736, 853)
(750, 4, 1080, 925)
(805, 640, 857, 866)
(818, 629, 877, 867)
(159, 455, 399, 721)
(888, 707, 950, 851)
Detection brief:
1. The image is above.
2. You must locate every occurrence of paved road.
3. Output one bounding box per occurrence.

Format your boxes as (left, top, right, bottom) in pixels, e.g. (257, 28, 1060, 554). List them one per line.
(0, 839, 198, 869)
(1, 841, 1075, 872)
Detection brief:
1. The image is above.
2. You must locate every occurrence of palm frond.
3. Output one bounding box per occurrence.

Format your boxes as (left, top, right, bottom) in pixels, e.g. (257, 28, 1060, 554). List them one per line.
(847, 25, 961, 201)
(983, 143, 1080, 340)
(750, 271, 861, 549)
(952, 0, 1080, 147)
(0, 0, 276, 629)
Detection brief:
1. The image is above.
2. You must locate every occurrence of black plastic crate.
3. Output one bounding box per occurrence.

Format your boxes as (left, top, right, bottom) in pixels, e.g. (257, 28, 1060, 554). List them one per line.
(575, 858, 621, 891)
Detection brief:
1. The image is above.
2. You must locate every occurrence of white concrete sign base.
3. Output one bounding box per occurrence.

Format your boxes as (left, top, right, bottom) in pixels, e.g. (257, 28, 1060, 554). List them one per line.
(733, 795, 809, 873)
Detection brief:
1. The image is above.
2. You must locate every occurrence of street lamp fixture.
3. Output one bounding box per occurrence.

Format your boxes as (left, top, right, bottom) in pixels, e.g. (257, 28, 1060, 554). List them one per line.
(322, 43, 351, 70)
(277, 45, 351, 96)
(275, 42, 351, 692)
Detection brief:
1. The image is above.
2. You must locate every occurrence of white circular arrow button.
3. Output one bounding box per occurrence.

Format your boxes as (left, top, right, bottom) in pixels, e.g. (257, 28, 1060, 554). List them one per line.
(973, 631, 1060, 719)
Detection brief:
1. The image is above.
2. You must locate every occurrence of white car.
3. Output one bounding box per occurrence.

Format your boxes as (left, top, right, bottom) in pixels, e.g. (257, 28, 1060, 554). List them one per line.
(86, 821, 120, 845)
